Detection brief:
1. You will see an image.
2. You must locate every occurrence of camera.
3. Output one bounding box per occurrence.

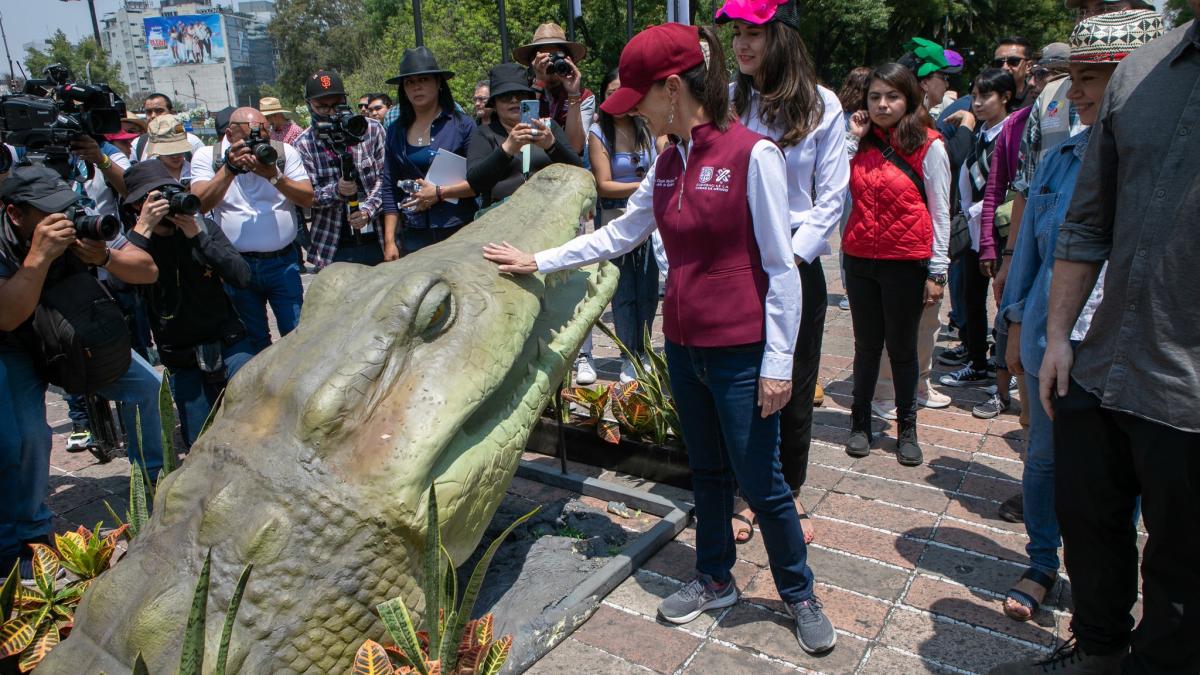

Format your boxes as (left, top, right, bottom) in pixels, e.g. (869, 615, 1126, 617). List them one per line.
(63, 204, 119, 241)
(0, 64, 125, 178)
(244, 134, 277, 165)
(157, 184, 201, 216)
(548, 51, 574, 77)
(313, 105, 368, 149)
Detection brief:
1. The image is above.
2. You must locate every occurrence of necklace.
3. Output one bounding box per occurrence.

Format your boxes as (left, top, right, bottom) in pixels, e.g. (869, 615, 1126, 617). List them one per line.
(412, 124, 433, 146)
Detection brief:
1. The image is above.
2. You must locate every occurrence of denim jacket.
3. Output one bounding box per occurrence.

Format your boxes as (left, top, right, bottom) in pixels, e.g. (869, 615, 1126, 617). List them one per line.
(999, 128, 1104, 374)
(381, 109, 477, 230)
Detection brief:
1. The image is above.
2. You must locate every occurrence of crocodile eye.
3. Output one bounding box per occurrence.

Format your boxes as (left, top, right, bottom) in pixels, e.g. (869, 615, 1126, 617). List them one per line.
(416, 283, 454, 338)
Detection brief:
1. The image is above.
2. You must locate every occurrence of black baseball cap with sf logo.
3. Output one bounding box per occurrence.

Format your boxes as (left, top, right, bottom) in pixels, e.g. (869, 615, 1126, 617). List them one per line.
(304, 70, 348, 100)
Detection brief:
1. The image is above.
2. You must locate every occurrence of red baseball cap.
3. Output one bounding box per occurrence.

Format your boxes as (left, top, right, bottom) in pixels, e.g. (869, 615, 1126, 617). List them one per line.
(600, 23, 706, 116)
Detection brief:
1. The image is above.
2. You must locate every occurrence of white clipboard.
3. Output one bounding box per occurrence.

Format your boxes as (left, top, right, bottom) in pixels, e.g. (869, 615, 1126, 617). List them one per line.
(426, 148, 467, 204)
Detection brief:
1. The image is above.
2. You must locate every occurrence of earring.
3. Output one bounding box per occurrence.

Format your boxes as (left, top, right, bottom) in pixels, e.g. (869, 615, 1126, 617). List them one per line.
(666, 103, 676, 126)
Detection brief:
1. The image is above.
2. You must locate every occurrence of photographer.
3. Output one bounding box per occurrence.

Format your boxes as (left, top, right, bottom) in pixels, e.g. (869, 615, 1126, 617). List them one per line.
(294, 70, 389, 268)
(191, 107, 313, 354)
(1, 164, 163, 577)
(131, 93, 204, 162)
(124, 160, 254, 448)
(513, 23, 595, 155)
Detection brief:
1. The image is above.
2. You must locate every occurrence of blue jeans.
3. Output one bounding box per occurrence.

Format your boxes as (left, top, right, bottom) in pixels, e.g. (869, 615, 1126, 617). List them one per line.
(1023, 373, 1059, 577)
(664, 341, 814, 603)
(99, 351, 165, 477)
(0, 348, 52, 567)
(331, 239, 385, 266)
(167, 338, 254, 449)
(226, 253, 304, 354)
(401, 225, 462, 253)
(611, 243, 659, 357)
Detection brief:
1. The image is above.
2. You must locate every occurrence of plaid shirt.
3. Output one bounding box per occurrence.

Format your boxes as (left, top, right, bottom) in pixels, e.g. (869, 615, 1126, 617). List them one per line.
(293, 118, 388, 268)
(270, 120, 305, 146)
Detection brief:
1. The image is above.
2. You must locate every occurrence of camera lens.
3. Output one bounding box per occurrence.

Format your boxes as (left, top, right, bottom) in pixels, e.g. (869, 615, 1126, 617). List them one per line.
(253, 141, 278, 165)
(168, 192, 201, 216)
(343, 113, 368, 139)
(70, 209, 119, 241)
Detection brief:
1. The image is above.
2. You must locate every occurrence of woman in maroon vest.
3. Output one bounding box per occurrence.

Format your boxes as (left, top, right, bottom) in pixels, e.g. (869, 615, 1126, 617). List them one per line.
(484, 22, 837, 655)
(842, 63, 951, 467)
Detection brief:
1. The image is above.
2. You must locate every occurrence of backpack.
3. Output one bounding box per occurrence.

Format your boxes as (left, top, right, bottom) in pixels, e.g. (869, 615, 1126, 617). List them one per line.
(17, 266, 132, 395)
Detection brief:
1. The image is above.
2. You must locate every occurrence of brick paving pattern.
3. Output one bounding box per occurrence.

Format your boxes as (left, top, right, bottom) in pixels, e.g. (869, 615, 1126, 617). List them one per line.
(42, 251, 1144, 674)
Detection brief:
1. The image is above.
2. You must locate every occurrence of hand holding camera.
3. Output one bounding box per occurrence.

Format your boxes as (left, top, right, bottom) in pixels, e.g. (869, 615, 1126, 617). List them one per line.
(71, 238, 109, 267)
(532, 52, 582, 96)
(136, 191, 171, 232)
(68, 135, 106, 166)
(27, 212, 76, 266)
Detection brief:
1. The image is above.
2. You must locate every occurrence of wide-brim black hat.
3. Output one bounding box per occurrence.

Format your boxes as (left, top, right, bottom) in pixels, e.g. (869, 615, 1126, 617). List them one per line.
(122, 159, 182, 206)
(486, 63, 537, 104)
(387, 46, 454, 85)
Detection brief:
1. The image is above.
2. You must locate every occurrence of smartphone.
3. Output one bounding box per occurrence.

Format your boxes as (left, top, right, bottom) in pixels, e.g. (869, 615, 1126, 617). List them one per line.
(520, 99, 539, 127)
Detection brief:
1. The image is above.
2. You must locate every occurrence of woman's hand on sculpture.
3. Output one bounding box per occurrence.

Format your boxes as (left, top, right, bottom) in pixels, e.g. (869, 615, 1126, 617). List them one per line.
(483, 241, 539, 275)
(758, 377, 792, 418)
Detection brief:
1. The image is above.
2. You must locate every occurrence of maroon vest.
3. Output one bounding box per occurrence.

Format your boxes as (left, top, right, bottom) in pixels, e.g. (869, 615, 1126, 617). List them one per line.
(653, 121, 770, 348)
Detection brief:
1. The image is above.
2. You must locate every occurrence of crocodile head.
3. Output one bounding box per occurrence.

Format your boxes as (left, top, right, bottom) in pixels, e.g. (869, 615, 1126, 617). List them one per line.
(39, 165, 617, 674)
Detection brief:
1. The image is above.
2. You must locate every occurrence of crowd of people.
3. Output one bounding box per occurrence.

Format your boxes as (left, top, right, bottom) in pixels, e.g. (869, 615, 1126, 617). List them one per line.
(1, 0, 1196, 672)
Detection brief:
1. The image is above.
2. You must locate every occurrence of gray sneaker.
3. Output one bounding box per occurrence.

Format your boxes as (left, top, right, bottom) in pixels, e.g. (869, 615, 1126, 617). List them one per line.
(972, 393, 1012, 419)
(658, 577, 738, 624)
(787, 597, 837, 654)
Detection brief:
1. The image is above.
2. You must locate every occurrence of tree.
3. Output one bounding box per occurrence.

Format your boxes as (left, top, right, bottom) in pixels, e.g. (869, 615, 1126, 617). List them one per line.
(269, 0, 373, 106)
(23, 30, 127, 96)
(1166, 0, 1195, 27)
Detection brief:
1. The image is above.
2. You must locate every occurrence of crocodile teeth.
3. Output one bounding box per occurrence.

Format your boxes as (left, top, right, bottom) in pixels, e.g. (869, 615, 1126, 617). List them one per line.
(585, 275, 599, 296)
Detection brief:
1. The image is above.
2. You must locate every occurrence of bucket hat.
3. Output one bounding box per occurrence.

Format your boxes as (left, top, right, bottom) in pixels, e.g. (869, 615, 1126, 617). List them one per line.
(513, 23, 587, 66)
(146, 114, 192, 157)
(1069, 9, 1164, 63)
(122, 159, 181, 206)
(715, 0, 802, 31)
(486, 63, 537, 105)
(387, 46, 455, 85)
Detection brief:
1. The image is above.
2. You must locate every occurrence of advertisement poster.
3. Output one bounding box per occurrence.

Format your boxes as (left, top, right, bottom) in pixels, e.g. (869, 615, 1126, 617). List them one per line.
(144, 14, 226, 68)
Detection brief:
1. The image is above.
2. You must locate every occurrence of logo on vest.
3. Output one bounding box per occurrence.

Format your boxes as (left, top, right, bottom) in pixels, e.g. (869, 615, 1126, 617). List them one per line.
(655, 176, 677, 189)
(696, 166, 731, 193)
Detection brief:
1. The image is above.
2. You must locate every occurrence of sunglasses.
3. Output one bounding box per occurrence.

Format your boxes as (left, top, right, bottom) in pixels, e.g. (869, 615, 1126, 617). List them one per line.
(357, 103, 370, 110)
(472, 96, 489, 103)
(992, 56, 1026, 68)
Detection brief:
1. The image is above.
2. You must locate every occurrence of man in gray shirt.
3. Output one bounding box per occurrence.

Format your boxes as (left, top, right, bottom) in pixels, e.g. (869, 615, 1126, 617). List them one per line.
(1038, 8, 1199, 675)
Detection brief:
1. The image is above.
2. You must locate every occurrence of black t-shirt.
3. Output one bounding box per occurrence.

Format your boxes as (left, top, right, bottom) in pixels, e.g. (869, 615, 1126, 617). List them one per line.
(465, 117, 584, 207)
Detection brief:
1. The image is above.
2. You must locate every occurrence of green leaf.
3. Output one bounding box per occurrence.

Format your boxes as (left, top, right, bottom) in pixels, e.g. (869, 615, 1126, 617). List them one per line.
(437, 608, 458, 668)
(422, 484, 442, 653)
(132, 651, 151, 675)
(17, 620, 59, 672)
(158, 373, 178, 477)
(128, 463, 150, 538)
(476, 635, 513, 675)
(0, 616, 37, 659)
(214, 563, 252, 675)
(376, 599, 429, 675)
(179, 549, 212, 675)
(198, 387, 224, 439)
(29, 544, 60, 597)
(439, 545, 456, 632)
(102, 500, 128, 538)
(1, 562, 19, 617)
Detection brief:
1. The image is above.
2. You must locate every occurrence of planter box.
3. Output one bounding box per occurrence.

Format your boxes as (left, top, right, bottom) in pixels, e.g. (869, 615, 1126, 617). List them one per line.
(526, 417, 693, 491)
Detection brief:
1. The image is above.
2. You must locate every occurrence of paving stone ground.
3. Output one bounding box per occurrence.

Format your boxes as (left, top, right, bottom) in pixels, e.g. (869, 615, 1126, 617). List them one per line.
(44, 249, 1145, 674)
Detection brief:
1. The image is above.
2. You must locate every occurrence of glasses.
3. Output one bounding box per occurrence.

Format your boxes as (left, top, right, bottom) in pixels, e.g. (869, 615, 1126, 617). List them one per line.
(992, 56, 1026, 68)
(357, 103, 369, 110)
(472, 96, 489, 103)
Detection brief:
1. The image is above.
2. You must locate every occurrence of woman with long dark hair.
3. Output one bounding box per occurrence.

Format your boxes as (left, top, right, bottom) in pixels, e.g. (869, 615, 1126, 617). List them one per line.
(717, 0, 850, 546)
(843, 63, 951, 467)
(589, 68, 659, 382)
(380, 47, 477, 258)
(484, 23, 836, 655)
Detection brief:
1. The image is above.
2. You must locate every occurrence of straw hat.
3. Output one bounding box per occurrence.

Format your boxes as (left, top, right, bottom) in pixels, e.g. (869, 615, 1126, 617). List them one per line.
(121, 114, 148, 133)
(1069, 9, 1164, 63)
(146, 114, 192, 157)
(258, 96, 292, 119)
(513, 23, 587, 66)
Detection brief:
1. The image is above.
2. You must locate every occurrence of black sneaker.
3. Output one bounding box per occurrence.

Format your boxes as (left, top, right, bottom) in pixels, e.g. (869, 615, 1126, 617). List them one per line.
(986, 638, 1125, 674)
(937, 344, 970, 366)
(939, 365, 994, 388)
(972, 393, 1012, 419)
(845, 407, 872, 458)
(896, 424, 924, 467)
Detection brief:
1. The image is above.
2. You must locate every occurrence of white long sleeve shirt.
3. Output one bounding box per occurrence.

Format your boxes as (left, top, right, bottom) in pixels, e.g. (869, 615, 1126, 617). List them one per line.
(535, 137, 801, 381)
(739, 85, 850, 263)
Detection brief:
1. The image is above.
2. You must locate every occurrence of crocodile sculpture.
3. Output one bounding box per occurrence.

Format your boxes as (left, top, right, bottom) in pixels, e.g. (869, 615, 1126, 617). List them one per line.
(38, 165, 617, 674)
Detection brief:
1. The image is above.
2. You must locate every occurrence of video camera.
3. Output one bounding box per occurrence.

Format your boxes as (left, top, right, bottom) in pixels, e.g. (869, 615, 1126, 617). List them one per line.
(0, 64, 126, 178)
(313, 105, 368, 150)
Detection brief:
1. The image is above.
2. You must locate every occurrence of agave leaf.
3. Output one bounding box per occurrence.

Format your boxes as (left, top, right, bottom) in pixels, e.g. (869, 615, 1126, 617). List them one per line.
(213, 563, 252, 675)
(28, 544, 59, 597)
(128, 463, 150, 538)
(158, 372, 177, 477)
(17, 620, 58, 672)
(179, 549, 212, 675)
(376, 599, 429, 675)
(0, 616, 37, 658)
(422, 485, 442, 655)
(352, 639, 396, 675)
(132, 651, 151, 675)
(444, 506, 539, 673)
(439, 545, 456, 633)
(436, 608, 457, 668)
(198, 387, 224, 439)
(1, 562, 20, 617)
(476, 635, 513, 675)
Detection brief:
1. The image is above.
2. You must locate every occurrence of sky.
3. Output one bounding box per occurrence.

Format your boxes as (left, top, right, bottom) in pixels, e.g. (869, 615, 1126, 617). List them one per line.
(0, 0, 125, 75)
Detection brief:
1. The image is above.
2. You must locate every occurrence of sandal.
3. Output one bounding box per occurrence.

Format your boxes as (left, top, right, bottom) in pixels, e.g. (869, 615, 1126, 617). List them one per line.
(732, 513, 755, 544)
(795, 496, 816, 544)
(1003, 568, 1056, 622)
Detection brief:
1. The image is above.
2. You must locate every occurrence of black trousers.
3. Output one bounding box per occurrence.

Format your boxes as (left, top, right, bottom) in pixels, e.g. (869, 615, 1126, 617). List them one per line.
(779, 258, 828, 493)
(844, 255, 927, 428)
(961, 237, 1004, 372)
(1053, 379, 1200, 674)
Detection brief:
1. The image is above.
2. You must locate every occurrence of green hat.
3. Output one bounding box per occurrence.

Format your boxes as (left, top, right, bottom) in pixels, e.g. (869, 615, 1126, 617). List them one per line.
(906, 37, 950, 78)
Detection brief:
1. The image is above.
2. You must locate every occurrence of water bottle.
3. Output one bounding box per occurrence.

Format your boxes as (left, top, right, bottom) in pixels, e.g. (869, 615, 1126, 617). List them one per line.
(397, 179, 423, 214)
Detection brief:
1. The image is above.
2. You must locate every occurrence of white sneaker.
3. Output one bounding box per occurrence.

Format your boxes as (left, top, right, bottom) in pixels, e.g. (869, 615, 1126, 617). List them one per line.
(871, 399, 897, 420)
(918, 387, 951, 409)
(619, 358, 637, 384)
(575, 354, 597, 385)
(838, 297, 850, 311)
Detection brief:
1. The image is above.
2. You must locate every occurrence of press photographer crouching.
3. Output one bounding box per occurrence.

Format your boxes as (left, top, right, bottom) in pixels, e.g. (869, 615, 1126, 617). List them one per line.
(0, 164, 163, 578)
(123, 160, 253, 449)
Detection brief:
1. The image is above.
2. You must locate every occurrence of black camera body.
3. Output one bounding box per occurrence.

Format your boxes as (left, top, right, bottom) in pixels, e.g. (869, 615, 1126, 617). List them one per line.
(313, 106, 368, 150)
(63, 204, 119, 241)
(548, 51, 574, 77)
(157, 184, 201, 216)
(244, 134, 278, 165)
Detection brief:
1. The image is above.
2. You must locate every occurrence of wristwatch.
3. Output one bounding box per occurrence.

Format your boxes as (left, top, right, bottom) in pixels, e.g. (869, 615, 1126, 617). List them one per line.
(928, 273, 948, 286)
(269, 173, 281, 186)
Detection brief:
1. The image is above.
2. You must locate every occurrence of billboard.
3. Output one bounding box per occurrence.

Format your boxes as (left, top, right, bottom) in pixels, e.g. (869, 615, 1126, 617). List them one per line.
(144, 14, 226, 68)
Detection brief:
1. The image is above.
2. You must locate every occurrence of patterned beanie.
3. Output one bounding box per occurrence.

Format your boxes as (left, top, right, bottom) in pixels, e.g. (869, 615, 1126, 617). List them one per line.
(1069, 9, 1165, 63)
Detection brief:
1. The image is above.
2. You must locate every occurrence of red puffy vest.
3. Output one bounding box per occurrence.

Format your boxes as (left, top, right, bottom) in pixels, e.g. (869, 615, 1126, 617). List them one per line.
(843, 127, 941, 261)
(653, 121, 770, 348)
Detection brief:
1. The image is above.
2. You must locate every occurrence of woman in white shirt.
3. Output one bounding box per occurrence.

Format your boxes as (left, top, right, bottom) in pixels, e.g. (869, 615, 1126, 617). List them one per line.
(719, 0, 849, 545)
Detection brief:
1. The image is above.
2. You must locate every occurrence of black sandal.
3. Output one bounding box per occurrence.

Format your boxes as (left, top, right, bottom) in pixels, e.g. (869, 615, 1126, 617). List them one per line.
(1004, 568, 1056, 621)
(732, 513, 755, 544)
